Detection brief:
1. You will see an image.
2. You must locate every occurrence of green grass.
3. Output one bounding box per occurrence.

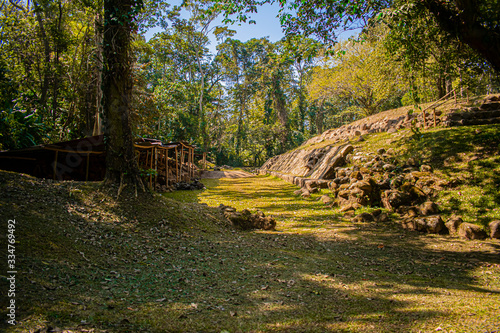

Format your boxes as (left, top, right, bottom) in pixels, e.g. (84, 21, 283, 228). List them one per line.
(1, 117, 500, 332)
(4, 170, 499, 332)
(353, 125, 500, 228)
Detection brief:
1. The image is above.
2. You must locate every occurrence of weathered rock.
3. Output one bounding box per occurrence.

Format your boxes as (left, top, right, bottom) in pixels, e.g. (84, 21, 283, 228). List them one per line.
(305, 181, 320, 193)
(400, 183, 427, 201)
(381, 190, 412, 211)
(458, 223, 487, 240)
(339, 202, 360, 212)
(402, 215, 445, 233)
(337, 168, 347, 177)
(445, 216, 463, 234)
(320, 194, 334, 205)
(377, 212, 389, 222)
(371, 209, 382, 218)
(352, 212, 374, 222)
(350, 171, 363, 180)
(419, 201, 439, 216)
(328, 181, 338, 191)
(226, 209, 276, 231)
(398, 205, 419, 217)
(351, 180, 372, 192)
(293, 189, 303, 196)
(383, 164, 396, 172)
(390, 176, 404, 189)
(488, 220, 500, 239)
(377, 178, 391, 190)
(359, 166, 371, 175)
(349, 187, 370, 206)
(420, 165, 433, 173)
(407, 157, 418, 166)
(339, 183, 350, 191)
(338, 190, 350, 199)
(301, 190, 311, 198)
(322, 156, 345, 178)
(340, 144, 354, 157)
(421, 215, 446, 233)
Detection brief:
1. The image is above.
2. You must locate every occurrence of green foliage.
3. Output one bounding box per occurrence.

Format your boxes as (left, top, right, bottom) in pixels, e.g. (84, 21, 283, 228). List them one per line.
(0, 108, 49, 150)
(308, 27, 405, 120)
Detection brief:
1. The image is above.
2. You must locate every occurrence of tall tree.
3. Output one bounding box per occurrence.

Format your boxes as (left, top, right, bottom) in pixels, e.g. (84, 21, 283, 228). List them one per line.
(102, 0, 144, 190)
(217, 0, 500, 71)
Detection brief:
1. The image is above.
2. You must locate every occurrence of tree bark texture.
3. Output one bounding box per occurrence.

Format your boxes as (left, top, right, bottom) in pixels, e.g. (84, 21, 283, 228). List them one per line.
(102, 0, 143, 187)
(422, 0, 500, 72)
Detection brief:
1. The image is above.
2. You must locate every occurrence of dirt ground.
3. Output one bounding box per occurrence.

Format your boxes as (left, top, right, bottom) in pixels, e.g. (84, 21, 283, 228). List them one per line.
(200, 170, 255, 179)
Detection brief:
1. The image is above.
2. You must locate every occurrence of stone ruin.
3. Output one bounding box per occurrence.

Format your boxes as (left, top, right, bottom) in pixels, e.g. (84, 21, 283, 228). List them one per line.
(259, 95, 500, 240)
(299, 95, 500, 148)
(219, 204, 276, 231)
(276, 145, 499, 239)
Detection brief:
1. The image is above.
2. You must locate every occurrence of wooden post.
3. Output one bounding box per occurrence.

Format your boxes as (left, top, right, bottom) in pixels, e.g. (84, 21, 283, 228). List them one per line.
(188, 147, 192, 180)
(149, 147, 153, 189)
(433, 108, 437, 127)
(191, 147, 194, 179)
(154, 146, 158, 189)
(181, 146, 185, 181)
(53, 150, 59, 180)
(86, 152, 90, 181)
(203, 152, 206, 170)
(175, 146, 179, 182)
(165, 148, 168, 186)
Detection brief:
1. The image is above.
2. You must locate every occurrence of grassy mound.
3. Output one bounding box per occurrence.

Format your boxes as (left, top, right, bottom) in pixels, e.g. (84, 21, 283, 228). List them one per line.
(348, 125, 500, 228)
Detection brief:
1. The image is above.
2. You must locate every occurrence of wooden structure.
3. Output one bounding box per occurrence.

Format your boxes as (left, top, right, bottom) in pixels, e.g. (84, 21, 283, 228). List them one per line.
(134, 138, 197, 188)
(0, 135, 199, 187)
(0, 135, 107, 181)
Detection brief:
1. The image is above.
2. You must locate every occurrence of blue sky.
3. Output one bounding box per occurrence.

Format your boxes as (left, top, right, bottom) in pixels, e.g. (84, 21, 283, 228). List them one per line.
(144, 2, 285, 55)
(143, 1, 361, 55)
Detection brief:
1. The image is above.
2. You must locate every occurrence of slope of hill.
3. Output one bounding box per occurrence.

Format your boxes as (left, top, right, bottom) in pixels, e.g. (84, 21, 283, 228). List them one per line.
(260, 95, 500, 236)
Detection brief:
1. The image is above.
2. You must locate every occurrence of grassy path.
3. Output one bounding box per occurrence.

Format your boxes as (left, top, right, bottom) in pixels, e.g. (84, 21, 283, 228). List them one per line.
(159, 175, 500, 332)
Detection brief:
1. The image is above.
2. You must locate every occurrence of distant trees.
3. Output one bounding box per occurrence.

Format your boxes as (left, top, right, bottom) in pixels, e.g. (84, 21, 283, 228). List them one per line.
(1, 0, 499, 170)
(309, 31, 404, 118)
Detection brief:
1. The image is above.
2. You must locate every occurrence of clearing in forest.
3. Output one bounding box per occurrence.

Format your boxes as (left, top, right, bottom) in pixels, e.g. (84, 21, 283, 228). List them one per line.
(1, 170, 499, 333)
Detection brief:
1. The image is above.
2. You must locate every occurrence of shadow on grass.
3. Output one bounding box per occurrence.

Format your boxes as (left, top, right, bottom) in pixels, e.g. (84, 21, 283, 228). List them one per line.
(1, 171, 500, 332)
(398, 125, 500, 227)
(397, 125, 500, 175)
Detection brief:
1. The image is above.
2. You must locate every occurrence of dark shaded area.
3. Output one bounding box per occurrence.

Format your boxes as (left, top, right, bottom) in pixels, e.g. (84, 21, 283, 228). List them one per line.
(0, 135, 106, 181)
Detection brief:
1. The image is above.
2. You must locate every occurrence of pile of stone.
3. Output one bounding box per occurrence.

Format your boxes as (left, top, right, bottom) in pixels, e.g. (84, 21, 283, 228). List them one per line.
(293, 146, 499, 239)
(173, 180, 206, 191)
(446, 216, 500, 240)
(219, 204, 276, 231)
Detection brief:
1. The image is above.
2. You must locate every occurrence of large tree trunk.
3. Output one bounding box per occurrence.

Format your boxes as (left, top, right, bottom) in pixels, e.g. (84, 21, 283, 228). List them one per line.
(422, 0, 500, 72)
(93, 12, 104, 136)
(102, 0, 144, 192)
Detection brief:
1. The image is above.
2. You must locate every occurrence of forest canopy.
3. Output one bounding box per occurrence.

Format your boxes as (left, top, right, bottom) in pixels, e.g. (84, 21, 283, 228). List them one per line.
(0, 0, 499, 167)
